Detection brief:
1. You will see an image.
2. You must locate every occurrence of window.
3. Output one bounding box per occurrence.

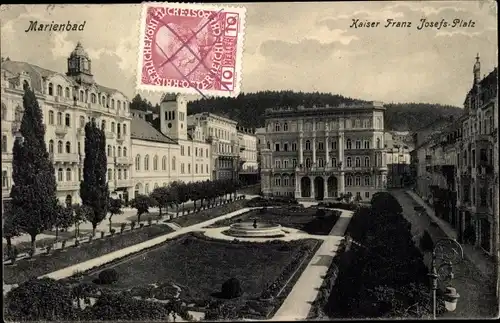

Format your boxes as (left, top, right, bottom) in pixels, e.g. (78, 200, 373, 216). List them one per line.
(123, 124, 127, 135)
(318, 158, 324, 167)
(274, 177, 281, 186)
(275, 122, 281, 132)
(275, 143, 280, 152)
(346, 175, 353, 186)
(181, 146, 185, 156)
(364, 176, 371, 186)
(57, 140, 63, 153)
(91, 93, 97, 103)
(188, 164, 191, 173)
(153, 155, 158, 170)
(162, 156, 167, 170)
(365, 192, 370, 198)
(1, 136, 7, 152)
(56, 85, 63, 96)
(355, 140, 361, 149)
(275, 159, 281, 168)
(331, 141, 337, 150)
(118, 147, 122, 157)
(318, 142, 324, 150)
(284, 143, 288, 152)
(107, 145, 111, 157)
(118, 169, 122, 180)
(66, 168, 72, 181)
(57, 168, 63, 181)
(292, 142, 297, 151)
(135, 155, 141, 170)
(65, 141, 71, 153)
(376, 138, 381, 149)
(364, 141, 370, 149)
(332, 157, 337, 167)
(305, 140, 311, 150)
(172, 156, 176, 170)
(292, 158, 297, 168)
(305, 158, 312, 168)
(123, 147, 127, 156)
(57, 112, 63, 125)
(206, 164, 208, 173)
(2, 170, 8, 188)
(346, 139, 352, 149)
(364, 157, 370, 167)
(283, 176, 290, 186)
(49, 140, 54, 153)
(0, 103, 5, 120)
(283, 159, 289, 169)
(49, 111, 54, 125)
(355, 176, 361, 186)
(206, 149, 209, 158)
(144, 155, 150, 171)
(355, 157, 361, 167)
(48, 83, 54, 96)
(145, 184, 150, 194)
(267, 141, 271, 149)
(65, 87, 70, 98)
(188, 146, 191, 156)
(346, 157, 352, 167)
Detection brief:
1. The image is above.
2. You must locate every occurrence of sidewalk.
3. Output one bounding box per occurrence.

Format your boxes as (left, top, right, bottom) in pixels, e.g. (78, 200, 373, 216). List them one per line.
(406, 190, 495, 281)
(270, 209, 354, 321)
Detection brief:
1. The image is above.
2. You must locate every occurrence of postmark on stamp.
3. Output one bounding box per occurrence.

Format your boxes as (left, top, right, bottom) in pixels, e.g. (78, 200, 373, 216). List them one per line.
(137, 2, 246, 97)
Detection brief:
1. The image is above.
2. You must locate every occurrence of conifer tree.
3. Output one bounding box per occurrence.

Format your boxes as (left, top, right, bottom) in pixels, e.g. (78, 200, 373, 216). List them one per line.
(10, 86, 58, 254)
(80, 119, 109, 236)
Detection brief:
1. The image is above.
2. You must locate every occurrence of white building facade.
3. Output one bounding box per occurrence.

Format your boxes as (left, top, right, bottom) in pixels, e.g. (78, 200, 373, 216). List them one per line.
(237, 127, 258, 173)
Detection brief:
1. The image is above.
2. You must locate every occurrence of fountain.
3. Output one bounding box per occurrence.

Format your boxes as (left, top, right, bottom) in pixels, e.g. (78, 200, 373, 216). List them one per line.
(226, 219, 286, 238)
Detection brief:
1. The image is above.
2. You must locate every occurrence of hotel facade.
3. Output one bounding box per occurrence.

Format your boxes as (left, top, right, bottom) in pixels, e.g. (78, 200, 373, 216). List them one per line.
(260, 102, 389, 201)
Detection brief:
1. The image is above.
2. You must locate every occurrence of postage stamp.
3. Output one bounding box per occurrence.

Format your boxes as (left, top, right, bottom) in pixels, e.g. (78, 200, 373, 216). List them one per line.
(137, 2, 247, 97)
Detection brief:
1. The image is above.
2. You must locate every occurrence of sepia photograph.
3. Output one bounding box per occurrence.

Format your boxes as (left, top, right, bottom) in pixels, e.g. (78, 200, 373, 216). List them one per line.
(1, 1, 499, 321)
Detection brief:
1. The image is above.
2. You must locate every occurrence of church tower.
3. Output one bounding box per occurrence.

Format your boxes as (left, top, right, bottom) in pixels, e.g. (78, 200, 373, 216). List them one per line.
(159, 93, 188, 141)
(473, 53, 481, 85)
(66, 42, 95, 85)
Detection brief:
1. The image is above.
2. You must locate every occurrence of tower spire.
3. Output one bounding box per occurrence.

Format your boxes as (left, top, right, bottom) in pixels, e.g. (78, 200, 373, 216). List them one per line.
(473, 53, 481, 84)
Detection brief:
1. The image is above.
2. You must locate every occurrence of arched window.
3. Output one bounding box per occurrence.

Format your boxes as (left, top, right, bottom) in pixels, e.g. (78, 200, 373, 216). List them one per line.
(292, 142, 297, 151)
(305, 158, 312, 168)
(118, 147, 122, 157)
(345, 175, 353, 186)
(56, 85, 63, 96)
(283, 159, 289, 169)
(112, 146, 116, 157)
(135, 155, 141, 170)
(65, 141, 71, 153)
(346, 157, 352, 167)
(355, 157, 361, 167)
(102, 120, 106, 131)
(66, 168, 72, 181)
(318, 158, 324, 167)
(153, 155, 158, 170)
(57, 112, 63, 125)
(154, 183, 159, 189)
(57, 168, 63, 181)
(77, 142, 81, 154)
(145, 183, 150, 194)
(274, 176, 281, 186)
(305, 140, 311, 150)
(162, 156, 167, 170)
(48, 111, 54, 124)
(144, 155, 150, 171)
(57, 140, 63, 153)
(15, 106, 22, 122)
(1, 102, 6, 120)
(364, 175, 371, 186)
(107, 145, 111, 157)
(355, 176, 361, 186)
(275, 159, 281, 168)
(283, 123, 288, 131)
(65, 87, 70, 98)
(364, 157, 370, 167)
(275, 122, 280, 132)
(111, 122, 115, 132)
(91, 93, 97, 104)
(123, 124, 127, 135)
(49, 140, 54, 153)
(355, 140, 361, 149)
(123, 147, 127, 156)
(48, 83, 54, 95)
(376, 138, 381, 149)
(1, 135, 7, 153)
(346, 139, 352, 150)
(172, 156, 176, 170)
(108, 168, 113, 181)
(283, 176, 290, 186)
(332, 157, 337, 167)
(117, 100, 121, 110)
(266, 141, 271, 149)
(364, 141, 370, 149)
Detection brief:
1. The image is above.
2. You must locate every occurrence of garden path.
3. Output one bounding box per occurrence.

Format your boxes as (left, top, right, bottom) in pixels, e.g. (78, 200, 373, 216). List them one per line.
(270, 209, 354, 321)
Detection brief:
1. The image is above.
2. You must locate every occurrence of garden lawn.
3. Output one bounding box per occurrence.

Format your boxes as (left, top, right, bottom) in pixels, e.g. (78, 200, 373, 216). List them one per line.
(207, 207, 341, 235)
(166, 199, 247, 227)
(82, 234, 308, 300)
(3, 225, 174, 285)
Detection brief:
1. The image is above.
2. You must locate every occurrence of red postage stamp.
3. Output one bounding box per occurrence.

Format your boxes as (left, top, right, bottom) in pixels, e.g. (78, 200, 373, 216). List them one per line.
(137, 2, 246, 97)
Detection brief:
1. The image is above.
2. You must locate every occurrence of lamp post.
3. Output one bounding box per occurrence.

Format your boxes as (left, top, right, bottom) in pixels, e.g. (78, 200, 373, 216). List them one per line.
(429, 238, 464, 319)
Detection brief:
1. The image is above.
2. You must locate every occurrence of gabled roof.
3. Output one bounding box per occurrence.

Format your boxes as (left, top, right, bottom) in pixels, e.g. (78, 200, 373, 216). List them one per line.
(131, 117, 177, 144)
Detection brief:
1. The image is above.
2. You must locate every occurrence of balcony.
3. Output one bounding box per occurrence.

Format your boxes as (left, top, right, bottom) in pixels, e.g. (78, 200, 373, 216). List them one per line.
(2, 152, 13, 162)
(57, 181, 80, 191)
(116, 179, 133, 187)
(114, 156, 132, 165)
(11, 121, 21, 135)
(55, 125, 68, 137)
(50, 153, 79, 164)
(105, 131, 116, 139)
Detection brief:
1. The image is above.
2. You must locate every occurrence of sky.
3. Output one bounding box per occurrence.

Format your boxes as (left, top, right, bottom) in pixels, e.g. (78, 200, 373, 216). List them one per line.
(0, 1, 497, 107)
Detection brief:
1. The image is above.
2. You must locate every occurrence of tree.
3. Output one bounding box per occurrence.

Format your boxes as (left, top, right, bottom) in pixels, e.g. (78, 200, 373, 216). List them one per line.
(54, 204, 74, 240)
(72, 204, 91, 239)
(9, 87, 59, 254)
(80, 120, 109, 236)
(4, 277, 76, 321)
(108, 198, 123, 232)
(150, 186, 174, 217)
(171, 181, 190, 215)
(130, 194, 157, 223)
(3, 207, 21, 256)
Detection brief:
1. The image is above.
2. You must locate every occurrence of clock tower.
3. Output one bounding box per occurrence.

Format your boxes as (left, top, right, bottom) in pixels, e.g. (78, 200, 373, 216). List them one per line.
(66, 42, 94, 85)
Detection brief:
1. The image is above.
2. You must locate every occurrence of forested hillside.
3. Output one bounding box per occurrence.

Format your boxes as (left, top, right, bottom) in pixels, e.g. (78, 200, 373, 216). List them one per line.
(130, 91, 464, 132)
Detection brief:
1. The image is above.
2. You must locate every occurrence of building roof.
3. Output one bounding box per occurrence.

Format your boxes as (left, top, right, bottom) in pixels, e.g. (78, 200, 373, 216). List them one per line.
(131, 117, 177, 144)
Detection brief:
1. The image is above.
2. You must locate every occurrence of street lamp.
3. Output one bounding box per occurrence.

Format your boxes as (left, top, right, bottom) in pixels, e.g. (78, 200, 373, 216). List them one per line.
(429, 238, 464, 319)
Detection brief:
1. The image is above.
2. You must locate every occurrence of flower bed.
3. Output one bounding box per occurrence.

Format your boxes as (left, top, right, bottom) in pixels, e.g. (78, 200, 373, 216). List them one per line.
(166, 199, 247, 227)
(3, 225, 174, 285)
(317, 202, 358, 211)
(245, 196, 298, 208)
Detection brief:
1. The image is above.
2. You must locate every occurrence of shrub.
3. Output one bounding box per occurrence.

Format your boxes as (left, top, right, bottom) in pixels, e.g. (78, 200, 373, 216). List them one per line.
(120, 223, 126, 233)
(110, 228, 116, 235)
(220, 277, 242, 299)
(147, 217, 153, 226)
(131, 221, 136, 230)
(139, 223, 144, 228)
(419, 230, 434, 252)
(97, 268, 119, 285)
(61, 240, 66, 249)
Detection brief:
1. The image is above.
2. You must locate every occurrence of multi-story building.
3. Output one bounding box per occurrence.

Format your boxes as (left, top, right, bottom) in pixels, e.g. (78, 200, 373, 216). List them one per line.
(457, 56, 498, 258)
(1, 43, 134, 207)
(237, 126, 258, 172)
(260, 102, 389, 201)
(187, 112, 240, 180)
(385, 132, 411, 188)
